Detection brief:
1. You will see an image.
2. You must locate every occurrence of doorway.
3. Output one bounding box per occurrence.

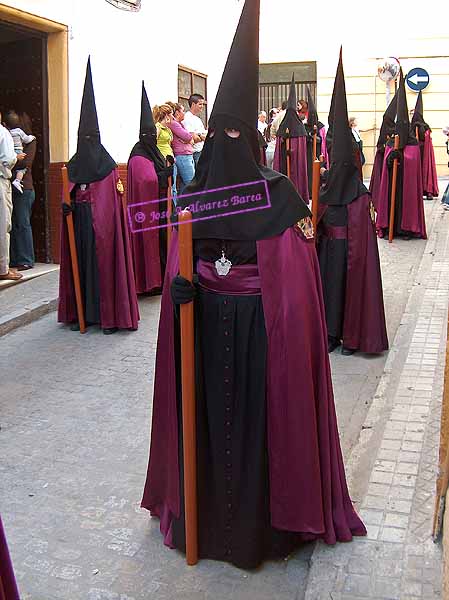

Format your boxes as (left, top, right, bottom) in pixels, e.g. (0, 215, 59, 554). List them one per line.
(0, 20, 50, 262)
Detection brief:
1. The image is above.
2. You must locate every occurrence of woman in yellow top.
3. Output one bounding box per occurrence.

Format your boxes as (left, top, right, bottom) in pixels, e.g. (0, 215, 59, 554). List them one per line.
(153, 104, 174, 159)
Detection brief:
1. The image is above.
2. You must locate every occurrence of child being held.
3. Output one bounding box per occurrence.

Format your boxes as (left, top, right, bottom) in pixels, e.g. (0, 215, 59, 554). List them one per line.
(3, 111, 35, 194)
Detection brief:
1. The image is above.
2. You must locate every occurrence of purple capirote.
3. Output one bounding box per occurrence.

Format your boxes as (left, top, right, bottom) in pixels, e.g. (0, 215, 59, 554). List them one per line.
(0, 516, 20, 600)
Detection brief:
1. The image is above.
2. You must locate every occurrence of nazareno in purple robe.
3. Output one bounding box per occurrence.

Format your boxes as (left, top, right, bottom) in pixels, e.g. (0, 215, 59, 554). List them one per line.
(422, 130, 439, 197)
(376, 145, 426, 239)
(0, 517, 20, 600)
(142, 227, 366, 554)
(58, 169, 140, 330)
(273, 136, 309, 203)
(127, 155, 164, 294)
(319, 126, 329, 168)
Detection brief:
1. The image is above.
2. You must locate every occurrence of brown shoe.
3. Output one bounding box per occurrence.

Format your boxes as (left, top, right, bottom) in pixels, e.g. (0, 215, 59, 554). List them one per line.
(0, 270, 23, 280)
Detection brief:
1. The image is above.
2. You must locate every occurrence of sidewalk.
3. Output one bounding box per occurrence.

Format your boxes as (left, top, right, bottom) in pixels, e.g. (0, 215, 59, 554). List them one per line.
(304, 202, 448, 598)
(0, 267, 59, 336)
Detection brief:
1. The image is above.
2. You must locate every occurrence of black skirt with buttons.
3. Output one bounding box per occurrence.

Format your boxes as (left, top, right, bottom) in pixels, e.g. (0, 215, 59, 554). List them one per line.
(171, 240, 302, 569)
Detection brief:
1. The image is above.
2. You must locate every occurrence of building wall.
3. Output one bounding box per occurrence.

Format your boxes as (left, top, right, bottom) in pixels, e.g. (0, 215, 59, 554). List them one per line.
(2, 0, 242, 163)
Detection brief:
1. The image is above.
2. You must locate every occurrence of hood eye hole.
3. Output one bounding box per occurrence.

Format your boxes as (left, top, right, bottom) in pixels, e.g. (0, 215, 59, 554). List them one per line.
(225, 128, 240, 138)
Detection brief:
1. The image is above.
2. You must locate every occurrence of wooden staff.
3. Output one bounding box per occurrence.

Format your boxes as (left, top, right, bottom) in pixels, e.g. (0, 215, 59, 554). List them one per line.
(312, 125, 318, 160)
(415, 125, 419, 143)
(61, 166, 86, 334)
(166, 176, 173, 254)
(311, 159, 321, 243)
(178, 209, 198, 566)
(388, 134, 400, 244)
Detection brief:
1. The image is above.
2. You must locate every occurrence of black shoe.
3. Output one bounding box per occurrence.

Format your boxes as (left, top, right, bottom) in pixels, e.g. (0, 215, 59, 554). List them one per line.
(341, 346, 356, 356)
(328, 338, 341, 353)
(70, 322, 80, 331)
(103, 327, 118, 335)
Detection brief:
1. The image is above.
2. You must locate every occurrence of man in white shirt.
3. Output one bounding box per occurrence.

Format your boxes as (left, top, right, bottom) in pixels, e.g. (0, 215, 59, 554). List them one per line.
(258, 111, 267, 135)
(183, 94, 207, 167)
(0, 112, 23, 280)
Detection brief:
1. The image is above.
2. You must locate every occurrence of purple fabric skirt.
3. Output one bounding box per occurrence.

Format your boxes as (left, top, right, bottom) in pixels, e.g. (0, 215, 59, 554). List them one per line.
(197, 259, 261, 296)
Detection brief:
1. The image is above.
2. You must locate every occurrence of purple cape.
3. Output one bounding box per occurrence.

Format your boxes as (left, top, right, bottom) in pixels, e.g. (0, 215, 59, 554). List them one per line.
(273, 137, 310, 203)
(343, 194, 389, 353)
(0, 517, 20, 600)
(142, 228, 366, 544)
(127, 155, 163, 294)
(369, 149, 384, 211)
(58, 169, 140, 329)
(376, 145, 426, 239)
(422, 130, 439, 197)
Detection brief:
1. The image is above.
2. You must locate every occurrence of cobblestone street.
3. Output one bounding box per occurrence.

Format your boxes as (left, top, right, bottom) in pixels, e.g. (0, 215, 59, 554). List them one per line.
(1, 194, 448, 599)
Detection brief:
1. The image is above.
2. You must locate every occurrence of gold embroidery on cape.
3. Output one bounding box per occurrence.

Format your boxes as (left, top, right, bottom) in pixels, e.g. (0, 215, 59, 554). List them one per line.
(116, 178, 124, 195)
(296, 216, 314, 239)
(369, 201, 376, 224)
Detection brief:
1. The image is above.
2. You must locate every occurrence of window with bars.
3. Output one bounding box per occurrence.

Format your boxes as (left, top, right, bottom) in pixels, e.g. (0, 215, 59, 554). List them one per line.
(178, 65, 207, 124)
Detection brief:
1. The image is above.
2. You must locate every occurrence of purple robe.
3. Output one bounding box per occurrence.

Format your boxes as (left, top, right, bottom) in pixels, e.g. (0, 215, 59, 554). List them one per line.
(273, 137, 309, 203)
(142, 227, 366, 546)
(369, 148, 384, 211)
(58, 169, 140, 329)
(344, 194, 388, 353)
(376, 145, 426, 239)
(127, 156, 163, 294)
(422, 130, 439, 197)
(0, 517, 20, 600)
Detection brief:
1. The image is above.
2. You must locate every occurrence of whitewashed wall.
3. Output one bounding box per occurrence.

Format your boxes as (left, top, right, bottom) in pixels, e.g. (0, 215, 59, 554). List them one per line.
(4, 0, 243, 161)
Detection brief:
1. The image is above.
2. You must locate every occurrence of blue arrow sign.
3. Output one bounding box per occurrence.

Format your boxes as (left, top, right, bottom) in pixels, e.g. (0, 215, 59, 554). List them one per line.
(405, 67, 430, 92)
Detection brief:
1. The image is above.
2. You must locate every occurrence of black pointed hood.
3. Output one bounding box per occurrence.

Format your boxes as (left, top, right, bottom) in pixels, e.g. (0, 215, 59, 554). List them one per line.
(320, 48, 367, 206)
(277, 74, 306, 138)
(178, 0, 310, 241)
(377, 88, 398, 148)
(395, 68, 416, 148)
(410, 90, 429, 138)
(325, 46, 343, 158)
(67, 57, 116, 184)
(305, 86, 320, 131)
(128, 81, 165, 171)
(209, 0, 259, 130)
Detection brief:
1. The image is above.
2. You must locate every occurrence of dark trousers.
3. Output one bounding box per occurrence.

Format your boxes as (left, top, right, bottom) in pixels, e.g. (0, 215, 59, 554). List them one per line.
(10, 188, 35, 267)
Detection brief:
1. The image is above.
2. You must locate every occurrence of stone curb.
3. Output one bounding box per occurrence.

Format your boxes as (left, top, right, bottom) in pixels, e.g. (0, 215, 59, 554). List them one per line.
(0, 296, 58, 338)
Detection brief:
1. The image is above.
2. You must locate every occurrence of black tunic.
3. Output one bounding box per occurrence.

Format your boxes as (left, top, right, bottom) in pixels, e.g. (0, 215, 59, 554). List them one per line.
(171, 239, 303, 569)
(73, 191, 101, 325)
(317, 206, 348, 342)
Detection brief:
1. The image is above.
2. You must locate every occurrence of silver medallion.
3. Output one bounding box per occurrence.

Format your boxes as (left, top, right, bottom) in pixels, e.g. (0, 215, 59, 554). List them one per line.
(215, 251, 232, 276)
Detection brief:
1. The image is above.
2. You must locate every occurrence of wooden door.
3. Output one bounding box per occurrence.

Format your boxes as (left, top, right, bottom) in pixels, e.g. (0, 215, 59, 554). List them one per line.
(0, 26, 50, 262)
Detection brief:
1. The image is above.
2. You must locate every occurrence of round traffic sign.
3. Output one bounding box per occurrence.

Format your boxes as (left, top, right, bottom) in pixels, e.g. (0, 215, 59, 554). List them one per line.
(405, 68, 430, 92)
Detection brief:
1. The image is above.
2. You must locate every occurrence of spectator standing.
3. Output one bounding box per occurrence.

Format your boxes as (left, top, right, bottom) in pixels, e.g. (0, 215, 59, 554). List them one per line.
(257, 110, 267, 135)
(265, 108, 279, 169)
(349, 116, 365, 167)
(153, 104, 174, 160)
(166, 102, 195, 196)
(0, 111, 22, 281)
(183, 94, 207, 167)
(9, 112, 37, 270)
(269, 100, 287, 139)
(3, 110, 35, 194)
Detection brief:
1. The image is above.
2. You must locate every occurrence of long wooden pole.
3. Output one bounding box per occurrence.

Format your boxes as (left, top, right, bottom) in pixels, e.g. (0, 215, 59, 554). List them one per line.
(178, 210, 198, 566)
(312, 125, 317, 160)
(285, 128, 291, 180)
(415, 125, 419, 143)
(311, 159, 321, 244)
(61, 166, 86, 334)
(388, 135, 400, 244)
(166, 176, 173, 254)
